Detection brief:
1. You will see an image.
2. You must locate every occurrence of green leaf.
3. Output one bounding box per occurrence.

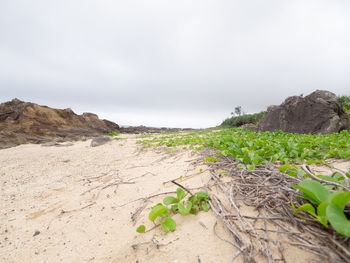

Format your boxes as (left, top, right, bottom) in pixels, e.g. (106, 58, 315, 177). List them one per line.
(324, 185, 335, 190)
(196, 191, 210, 201)
(329, 191, 350, 209)
(171, 204, 178, 212)
(178, 203, 186, 215)
(236, 163, 246, 169)
(279, 164, 299, 177)
(327, 203, 350, 237)
(190, 205, 199, 214)
(149, 204, 168, 221)
(200, 202, 211, 212)
(247, 164, 255, 170)
(317, 175, 342, 184)
(178, 201, 193, 215)
(159, 207, 170, 218)
(165, 217, 176, 231)
(297, 203, 317, 218)
(333, 172, 345, 181)
(163, 196, 179, 205)
(292, 180, 329, 205)
(326, 192, 350, 236)
(176, 188, 187, 200)
(160, 217, 176, 233)
(243, 155, 251, 164)
(291, 200, 297, 214)
(136, 225, 146, 233)
(317, 202, 329, 228)
(204, 156, 220, 163)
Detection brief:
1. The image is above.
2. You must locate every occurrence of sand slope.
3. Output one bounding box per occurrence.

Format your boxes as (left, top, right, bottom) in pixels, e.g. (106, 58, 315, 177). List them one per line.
(0, 135, 234, 262)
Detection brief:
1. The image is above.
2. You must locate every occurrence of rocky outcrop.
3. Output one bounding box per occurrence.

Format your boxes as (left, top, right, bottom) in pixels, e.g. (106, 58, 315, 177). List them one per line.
(0, 98, 119, 149)
(258, 90, 348, 134)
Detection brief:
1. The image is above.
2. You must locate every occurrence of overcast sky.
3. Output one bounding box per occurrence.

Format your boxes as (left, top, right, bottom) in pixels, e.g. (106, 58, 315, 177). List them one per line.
(1, 1, 349, 128)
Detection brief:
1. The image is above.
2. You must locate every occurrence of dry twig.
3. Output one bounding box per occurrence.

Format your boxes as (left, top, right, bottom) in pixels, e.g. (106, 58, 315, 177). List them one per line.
(201, 148, 349, 263)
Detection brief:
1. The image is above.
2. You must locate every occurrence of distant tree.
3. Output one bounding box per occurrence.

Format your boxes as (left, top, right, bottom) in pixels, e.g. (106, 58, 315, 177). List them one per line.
(234, 106, 242, 116)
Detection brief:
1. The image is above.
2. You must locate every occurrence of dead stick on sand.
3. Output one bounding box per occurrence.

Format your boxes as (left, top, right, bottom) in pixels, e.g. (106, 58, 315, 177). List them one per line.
(171, 180, 193, 196)
(116, 191, 177, 208)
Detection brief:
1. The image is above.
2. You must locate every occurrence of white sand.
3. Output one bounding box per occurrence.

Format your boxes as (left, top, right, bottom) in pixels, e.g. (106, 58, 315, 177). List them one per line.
(0, 134, 332, 262)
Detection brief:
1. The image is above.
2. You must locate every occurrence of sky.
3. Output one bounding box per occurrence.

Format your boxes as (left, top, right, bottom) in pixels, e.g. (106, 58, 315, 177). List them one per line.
(1, 1, 350, 128)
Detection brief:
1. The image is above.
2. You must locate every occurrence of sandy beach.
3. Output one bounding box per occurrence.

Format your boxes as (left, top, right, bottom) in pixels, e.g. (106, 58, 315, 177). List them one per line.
(1, 134, 347, 262)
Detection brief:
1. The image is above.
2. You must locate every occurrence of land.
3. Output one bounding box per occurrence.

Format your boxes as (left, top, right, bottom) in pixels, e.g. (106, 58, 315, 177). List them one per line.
(1, 132, 349, 262)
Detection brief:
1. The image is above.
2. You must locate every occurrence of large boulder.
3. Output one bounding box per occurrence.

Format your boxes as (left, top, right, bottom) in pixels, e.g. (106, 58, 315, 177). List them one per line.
(258, 90, 347, 134)
(0, 98, 119, 149)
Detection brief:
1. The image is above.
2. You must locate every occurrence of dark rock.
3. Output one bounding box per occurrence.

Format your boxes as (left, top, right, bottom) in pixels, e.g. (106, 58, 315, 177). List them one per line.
(258, 90, 347, 134)
(0, 99, 119, 149)
(33, 231, 40, 237)
(90, 136, 111, 147)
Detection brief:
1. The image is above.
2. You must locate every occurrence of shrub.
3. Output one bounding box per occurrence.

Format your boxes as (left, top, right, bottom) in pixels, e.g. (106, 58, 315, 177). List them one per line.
(220, 112, 265, 127)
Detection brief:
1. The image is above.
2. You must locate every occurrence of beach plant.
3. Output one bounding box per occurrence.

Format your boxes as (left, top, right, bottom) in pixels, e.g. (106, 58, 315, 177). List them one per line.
(138, 129, 350, 168)
(291, 180, 350, 237)
(279, 164, 350, 237)
(137, 128, 350, 237)
(204, 156, 220, 163)
(136, 188, 211, 233)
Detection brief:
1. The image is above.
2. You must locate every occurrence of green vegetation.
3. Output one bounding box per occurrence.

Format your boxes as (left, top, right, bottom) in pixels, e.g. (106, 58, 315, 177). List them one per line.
(339, 95, 350, 113)
(138, 129, 350, 165)
(204, 156, 220, 163)
(292, 181, 350, 236)
(278, 165, 350, 237)
(138, 128, 350, 236)
(220, 111, 265, 127)
(104, 131, 119, 136)
(137, 188, 211, 233)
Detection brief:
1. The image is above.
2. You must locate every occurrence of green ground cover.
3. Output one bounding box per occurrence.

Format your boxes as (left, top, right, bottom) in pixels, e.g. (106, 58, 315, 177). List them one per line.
(138, 128, 350, 166)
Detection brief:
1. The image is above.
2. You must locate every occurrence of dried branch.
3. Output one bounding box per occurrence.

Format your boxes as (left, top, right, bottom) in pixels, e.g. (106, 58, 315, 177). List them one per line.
(200, 148, 349, 263)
